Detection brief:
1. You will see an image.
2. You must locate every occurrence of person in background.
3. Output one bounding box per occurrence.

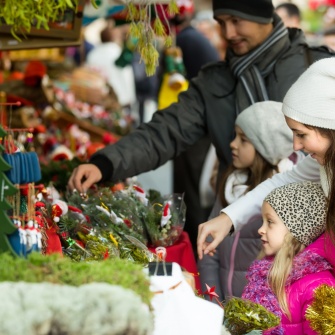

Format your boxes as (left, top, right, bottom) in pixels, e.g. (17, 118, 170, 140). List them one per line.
(198, 101, 297, 302)
(275, 2, 301, 29)
(68, 1, 334, 256)
(322, 25, 335, 51)
(192, 9, 227, 60)
(86, 19, 136, 108)
(242, 181, 335, 334)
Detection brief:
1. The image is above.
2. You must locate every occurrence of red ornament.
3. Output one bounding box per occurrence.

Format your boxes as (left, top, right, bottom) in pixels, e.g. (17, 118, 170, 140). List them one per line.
(203, 284, 220, 301)
(203, 283, 224, 309)
(123, 218, 132, 228)
(103, 249, 109, 260)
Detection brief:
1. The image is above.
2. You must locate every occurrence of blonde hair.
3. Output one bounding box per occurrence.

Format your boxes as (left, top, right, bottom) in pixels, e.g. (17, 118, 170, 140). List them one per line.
(267, 233, 305, 319)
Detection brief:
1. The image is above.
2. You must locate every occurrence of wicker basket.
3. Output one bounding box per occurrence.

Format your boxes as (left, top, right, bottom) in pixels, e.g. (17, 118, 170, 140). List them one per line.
(69, 67, 109, 105)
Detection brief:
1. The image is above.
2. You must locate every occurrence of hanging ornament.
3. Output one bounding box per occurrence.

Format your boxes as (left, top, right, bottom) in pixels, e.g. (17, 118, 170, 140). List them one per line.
(51, 200, 68, 223)
(158, 46, 188, 110)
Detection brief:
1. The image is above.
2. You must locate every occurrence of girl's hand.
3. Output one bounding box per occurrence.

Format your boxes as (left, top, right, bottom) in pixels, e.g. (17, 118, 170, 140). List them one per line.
(197, 213, 233, 259)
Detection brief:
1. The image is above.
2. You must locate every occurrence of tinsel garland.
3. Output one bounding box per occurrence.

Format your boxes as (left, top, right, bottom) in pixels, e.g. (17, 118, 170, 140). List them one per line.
(305, 284, 335, 334)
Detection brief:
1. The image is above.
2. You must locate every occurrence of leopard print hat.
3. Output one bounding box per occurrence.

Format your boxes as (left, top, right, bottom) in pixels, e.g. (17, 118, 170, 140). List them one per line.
(264, 181, 327, 246)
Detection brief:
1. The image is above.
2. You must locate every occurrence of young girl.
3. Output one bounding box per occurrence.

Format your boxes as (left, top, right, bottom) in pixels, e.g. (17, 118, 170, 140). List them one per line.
(242, 181, 335, 335)
(198, 100, 300, 300)
(197, 57, 335, 265)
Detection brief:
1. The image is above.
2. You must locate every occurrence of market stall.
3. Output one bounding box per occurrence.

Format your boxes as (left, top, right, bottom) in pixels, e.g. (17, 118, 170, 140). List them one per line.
(0, 0, 297, 334)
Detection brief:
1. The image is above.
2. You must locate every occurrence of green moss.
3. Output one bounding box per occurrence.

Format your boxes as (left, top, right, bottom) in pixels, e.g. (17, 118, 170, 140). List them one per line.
(0, 252, 152, 305)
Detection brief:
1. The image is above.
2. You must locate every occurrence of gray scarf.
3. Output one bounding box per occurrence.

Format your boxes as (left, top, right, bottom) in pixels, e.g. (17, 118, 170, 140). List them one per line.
(228, 14, 290, 113)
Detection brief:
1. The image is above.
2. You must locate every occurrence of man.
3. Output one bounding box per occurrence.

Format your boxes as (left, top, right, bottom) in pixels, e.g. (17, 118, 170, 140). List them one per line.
(68, 0, 333, 249)
(275, 2, 301, 28)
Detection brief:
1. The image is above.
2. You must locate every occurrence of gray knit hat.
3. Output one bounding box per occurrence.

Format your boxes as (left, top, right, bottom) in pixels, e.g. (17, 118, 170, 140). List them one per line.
(283, 58, 335, 130)
(265, 181, 327, 246)
(235, 101, 293, 165)
(212, 0, 274, 24)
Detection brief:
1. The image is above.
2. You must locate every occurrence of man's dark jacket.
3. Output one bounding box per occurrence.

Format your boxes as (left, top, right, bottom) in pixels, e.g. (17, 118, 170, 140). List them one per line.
(91, 29, 334, 186)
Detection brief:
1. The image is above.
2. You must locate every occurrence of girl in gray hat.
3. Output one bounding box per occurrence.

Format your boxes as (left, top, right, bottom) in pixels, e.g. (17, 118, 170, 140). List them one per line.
(242, 181, 335, 335)
(198, 100, 301, 301)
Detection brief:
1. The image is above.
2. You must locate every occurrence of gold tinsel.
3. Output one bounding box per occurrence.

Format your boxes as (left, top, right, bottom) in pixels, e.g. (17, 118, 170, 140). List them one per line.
(305, 284, 335, 335)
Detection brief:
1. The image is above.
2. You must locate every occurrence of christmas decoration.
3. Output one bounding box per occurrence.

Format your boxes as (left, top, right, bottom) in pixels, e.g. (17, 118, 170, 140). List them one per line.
(51, 199, 68, 223)
(305, 284, 335, 334)
(224, 297, 280, 335)
(113, 0, 179, 76)
(51, 185, 186, 261)
(0, 125, 19, 255)
(158, 46, 188, 110)
(58, 186, 152, 263)
(203, 283, 223, 308)
(145, 192, 186, 247)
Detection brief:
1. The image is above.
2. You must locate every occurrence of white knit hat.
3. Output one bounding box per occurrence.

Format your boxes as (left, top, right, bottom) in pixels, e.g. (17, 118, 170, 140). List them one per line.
(235, 101, 293, 165)
(282, 57, 335, 129)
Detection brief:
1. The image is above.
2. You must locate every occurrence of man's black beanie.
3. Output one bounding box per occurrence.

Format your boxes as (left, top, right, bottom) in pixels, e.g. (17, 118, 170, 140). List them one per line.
(212, 0, 274, 24)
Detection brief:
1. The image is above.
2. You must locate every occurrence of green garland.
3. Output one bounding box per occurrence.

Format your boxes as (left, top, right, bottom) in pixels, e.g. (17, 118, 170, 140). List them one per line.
(224, 297, 280, 335)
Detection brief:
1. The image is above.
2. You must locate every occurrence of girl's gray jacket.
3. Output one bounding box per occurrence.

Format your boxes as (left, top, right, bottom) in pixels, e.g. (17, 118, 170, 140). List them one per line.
(198, 195, 262, 301)
(90, 29, 334, 185)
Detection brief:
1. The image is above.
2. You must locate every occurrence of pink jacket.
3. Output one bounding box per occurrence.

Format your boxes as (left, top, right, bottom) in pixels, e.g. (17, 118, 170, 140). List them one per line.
(281, 270, 335, 334)
(242, 245, 335, 335)
(306, 233, 335, 269)
(281, 234, 335, 334)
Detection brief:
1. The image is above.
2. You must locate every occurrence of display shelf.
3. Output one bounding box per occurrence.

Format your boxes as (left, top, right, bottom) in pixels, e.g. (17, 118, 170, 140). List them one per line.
(45, 108, 120, 143)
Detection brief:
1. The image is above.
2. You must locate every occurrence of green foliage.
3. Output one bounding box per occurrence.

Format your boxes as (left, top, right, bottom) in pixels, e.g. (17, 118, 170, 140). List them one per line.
(224, 297, 280, 335)
(0, 252, 152, 305)
(302, 8, 326, 33)
(0, 0, 75, 39)
(59, 187, 154, 263)
(40, 157, 82, 195)
(127, 0, 179, 76)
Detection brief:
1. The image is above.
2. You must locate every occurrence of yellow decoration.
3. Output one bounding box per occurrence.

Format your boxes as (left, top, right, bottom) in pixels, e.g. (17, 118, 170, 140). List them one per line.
(109, 232, 119, 248)
(158, 73, 188, 110)
(305, 284, 335, 335)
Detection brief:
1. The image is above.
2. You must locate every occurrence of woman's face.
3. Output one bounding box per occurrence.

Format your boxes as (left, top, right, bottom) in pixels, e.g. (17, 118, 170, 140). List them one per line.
(285, 117, 331, 165)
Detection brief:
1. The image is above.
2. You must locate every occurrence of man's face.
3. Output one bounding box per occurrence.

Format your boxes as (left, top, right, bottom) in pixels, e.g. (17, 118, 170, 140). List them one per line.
(215, 14, 273, 55)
